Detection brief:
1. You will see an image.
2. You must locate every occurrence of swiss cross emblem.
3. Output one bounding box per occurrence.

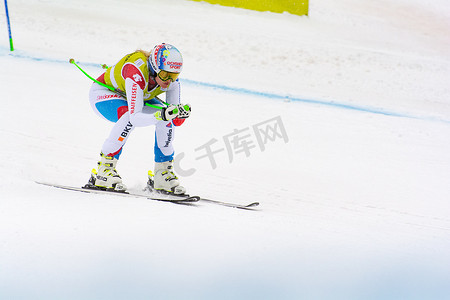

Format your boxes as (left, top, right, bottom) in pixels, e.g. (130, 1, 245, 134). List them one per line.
(133, 74, 142, 82)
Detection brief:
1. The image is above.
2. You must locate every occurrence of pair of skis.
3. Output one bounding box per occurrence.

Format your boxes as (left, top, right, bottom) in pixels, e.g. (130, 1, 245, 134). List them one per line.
(35, 182, 259, 210)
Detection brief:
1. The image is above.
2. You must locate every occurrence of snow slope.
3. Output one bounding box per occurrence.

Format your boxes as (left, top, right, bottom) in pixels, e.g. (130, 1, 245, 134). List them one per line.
(1, 0, 450, 299)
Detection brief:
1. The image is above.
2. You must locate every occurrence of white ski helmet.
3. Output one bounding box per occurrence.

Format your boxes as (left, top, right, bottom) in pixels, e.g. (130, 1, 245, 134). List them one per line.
(149, 43, 183, 74)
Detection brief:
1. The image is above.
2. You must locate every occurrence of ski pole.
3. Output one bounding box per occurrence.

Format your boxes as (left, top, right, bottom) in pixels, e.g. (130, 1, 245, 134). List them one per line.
(69, 58, 126, 97)
(69, 58, 166, 110)
(4, 0, 14, 51)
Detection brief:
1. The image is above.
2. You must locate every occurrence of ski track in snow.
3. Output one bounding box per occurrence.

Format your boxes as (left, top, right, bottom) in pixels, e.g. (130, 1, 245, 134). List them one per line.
(1, 0, 450, 299)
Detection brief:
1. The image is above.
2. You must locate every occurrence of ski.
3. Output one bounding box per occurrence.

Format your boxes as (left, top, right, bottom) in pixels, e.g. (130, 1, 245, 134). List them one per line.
(36, 181, 259, 209)
(35, 181, 200, 203)
(199, 198, 259, 210)
(145, 185, 259, 210)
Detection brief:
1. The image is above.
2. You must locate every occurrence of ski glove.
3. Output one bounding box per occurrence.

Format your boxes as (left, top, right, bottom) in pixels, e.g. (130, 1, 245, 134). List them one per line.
(156, 103, 192, 122)
(177, 103, 191, 119)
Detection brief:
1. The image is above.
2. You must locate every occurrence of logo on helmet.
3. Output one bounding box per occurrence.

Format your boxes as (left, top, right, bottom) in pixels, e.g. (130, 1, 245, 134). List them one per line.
(166, 61, 182, 70)
(153, 44, 165, 67)
(162, 49, 171, 66)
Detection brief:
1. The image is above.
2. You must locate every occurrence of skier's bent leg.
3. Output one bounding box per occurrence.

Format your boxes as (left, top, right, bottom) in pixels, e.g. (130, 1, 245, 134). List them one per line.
(150, 121, 186, 194)
(90, 113, 134, 191)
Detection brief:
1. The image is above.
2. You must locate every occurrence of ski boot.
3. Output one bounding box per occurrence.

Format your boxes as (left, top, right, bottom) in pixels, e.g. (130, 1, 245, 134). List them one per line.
(147, 160, 186, 195)
(85, 153, 127, 192)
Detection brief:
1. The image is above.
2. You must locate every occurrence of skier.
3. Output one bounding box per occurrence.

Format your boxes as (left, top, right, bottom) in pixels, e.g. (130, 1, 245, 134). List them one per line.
(86, 43, 191, 194)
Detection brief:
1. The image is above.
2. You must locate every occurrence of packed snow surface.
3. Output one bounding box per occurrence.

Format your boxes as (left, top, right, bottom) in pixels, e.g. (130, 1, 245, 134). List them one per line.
(1, 0, 450, 299)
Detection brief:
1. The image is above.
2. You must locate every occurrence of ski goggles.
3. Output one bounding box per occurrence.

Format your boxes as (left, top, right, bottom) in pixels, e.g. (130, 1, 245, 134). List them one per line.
(157, 70, 180, 82)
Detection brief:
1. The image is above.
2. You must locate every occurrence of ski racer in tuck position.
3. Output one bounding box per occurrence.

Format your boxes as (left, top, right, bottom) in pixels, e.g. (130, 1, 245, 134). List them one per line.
(86, 43, 191, 194)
